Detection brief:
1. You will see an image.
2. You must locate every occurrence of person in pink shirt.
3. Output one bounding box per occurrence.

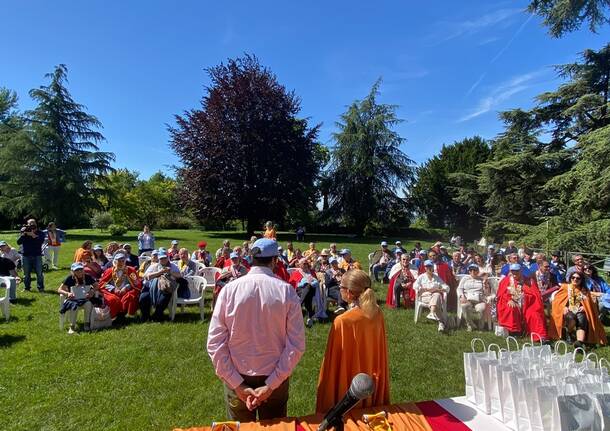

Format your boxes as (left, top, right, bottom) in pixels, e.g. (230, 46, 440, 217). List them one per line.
(207, 238, 305, 421)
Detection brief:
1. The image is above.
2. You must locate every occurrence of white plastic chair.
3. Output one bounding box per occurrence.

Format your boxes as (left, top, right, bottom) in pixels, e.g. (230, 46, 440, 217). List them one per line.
(0, 276, 11, 321)
(195, 262, 206, 276)
(413, 290, 448, 323)
(367, 252, 375, 275)
(58, 293, 91, 330)
(170, 276, 207, 321)
(200, 267, 221, 287)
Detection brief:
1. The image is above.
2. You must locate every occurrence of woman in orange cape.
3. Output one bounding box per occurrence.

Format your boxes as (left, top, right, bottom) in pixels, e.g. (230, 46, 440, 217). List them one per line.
(316, 269, 390, 414)
(548, 271, 607, 347)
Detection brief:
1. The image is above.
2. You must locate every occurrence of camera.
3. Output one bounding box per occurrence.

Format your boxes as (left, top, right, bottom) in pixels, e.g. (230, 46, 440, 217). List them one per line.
(20, 225, 34, 233)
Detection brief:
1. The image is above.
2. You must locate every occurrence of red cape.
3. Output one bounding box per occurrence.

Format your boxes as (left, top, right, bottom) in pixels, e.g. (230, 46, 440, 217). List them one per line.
(386, 270, 415, 308)
(497, 275, 548, 341)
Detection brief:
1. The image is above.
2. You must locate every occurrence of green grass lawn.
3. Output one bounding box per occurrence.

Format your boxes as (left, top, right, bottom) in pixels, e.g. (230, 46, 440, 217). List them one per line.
(1, 229, 608, 431)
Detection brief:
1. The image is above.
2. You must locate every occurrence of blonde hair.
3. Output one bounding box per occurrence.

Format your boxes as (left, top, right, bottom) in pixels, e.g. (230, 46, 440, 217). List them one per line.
(342, 269, 379, 318)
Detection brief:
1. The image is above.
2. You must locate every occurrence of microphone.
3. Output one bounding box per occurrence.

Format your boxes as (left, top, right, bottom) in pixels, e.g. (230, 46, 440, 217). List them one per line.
(317, 373, 375, 431)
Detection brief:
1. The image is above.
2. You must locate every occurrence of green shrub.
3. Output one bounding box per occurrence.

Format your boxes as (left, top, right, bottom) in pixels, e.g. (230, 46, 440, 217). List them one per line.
(157, 215, 197, 229)
(90, 212, 113, 230)
(108, 224, 128, 236)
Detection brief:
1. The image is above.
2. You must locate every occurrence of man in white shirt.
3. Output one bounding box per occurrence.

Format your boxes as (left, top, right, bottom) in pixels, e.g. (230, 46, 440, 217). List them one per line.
(207, 238, 305, 421)
(414, 260, 449, 331)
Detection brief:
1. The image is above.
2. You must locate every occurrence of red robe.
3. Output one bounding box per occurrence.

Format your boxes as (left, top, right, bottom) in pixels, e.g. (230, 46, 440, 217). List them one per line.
(497, 275, 547, 341)
(419, 260, 456, 311)
(385, 269, 415, 308)
(98, 266, 142, 318)
(273, 260, 290, 282)
(222, 257, 250, 269)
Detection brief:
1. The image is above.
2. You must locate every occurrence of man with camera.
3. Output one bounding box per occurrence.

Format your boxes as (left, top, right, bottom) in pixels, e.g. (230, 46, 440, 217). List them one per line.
(16, 218, 46, 292)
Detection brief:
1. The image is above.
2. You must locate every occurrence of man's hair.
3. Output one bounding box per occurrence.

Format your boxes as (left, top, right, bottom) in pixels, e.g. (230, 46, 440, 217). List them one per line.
(252, 256, 275, 266)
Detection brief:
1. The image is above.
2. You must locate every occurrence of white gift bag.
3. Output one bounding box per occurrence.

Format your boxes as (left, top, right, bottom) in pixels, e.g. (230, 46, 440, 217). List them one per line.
(464, 338, 490, 404)
(593, 393, 610, 431)
(552, 393, 596, 430)
(490, 337, 520, 422)
(474, 343, 501, 414)
(501, 363, 527, 430)
(517, 374, 547, 431)
(535, 384, 559, 431)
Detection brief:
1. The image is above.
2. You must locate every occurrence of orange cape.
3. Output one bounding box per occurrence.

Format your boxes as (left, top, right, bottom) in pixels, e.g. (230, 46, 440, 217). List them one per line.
(315, 307, 390, 414)
(548, 283, 607, 345)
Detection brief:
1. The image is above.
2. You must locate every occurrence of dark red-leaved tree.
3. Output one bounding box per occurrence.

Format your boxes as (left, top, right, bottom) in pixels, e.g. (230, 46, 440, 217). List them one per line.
(170, 55, 324, 233)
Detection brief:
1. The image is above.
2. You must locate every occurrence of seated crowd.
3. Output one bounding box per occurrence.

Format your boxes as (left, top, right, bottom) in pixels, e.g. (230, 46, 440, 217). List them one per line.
(2, 221, 608, 350)
(374, 238, 609, 347)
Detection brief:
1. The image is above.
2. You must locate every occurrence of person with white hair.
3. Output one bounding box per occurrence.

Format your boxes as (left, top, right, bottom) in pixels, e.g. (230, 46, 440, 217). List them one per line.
(457, 264, 490, 331)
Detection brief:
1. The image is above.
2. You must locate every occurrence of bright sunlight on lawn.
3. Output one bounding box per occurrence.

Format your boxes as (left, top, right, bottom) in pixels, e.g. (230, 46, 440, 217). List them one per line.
(2, 229, 609, 431)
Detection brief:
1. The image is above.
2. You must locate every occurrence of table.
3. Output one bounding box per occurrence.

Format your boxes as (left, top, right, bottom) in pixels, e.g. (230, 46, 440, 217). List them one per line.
(174, 397, 512, 431)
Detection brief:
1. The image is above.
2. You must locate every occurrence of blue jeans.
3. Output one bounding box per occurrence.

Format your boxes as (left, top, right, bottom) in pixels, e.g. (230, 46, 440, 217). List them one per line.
(23, 256, 44, 291)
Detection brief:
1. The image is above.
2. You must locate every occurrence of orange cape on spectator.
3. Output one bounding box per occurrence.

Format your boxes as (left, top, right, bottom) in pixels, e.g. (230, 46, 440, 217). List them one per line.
(316, 307, 390, 414)
(548, 283, 607, 345)
(98, 266, 142, 317)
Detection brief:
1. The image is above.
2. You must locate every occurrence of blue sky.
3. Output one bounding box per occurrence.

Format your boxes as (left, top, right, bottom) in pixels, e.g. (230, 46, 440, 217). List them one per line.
(2, 1, 609, 178)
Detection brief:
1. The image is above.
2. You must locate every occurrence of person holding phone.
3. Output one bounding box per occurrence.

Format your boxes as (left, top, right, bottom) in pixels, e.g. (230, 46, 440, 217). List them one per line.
(58, 263, 101, 333)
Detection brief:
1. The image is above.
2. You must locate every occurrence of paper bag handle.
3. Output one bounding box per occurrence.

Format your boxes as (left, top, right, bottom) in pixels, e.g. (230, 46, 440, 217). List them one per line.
(471, 338, 486, 352)
(554, 340, 568, 356)
(572, 347, 586, 361)
(506, 336, 519, 351)
(585, 352, 599, 368)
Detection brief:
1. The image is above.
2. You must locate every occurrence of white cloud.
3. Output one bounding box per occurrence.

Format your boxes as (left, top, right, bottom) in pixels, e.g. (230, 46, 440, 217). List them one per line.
(431, 8, 523, 44)
(458, 70, 547, 122)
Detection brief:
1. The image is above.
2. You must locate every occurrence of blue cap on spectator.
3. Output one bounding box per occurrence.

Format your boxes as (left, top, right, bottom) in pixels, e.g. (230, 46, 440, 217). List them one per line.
(424, 259, 434, 267)
(171, 240, 179, 245)
(251, 238, 278, 257)
(395, 241, 402, 245)
(329, 257, 338, 264)
(381, 241, 388, 247)
(488, 244, 495, 249)
(158, 247, 166, 252)
(0, 241, 7, 246)
(340, 248, 351, 255)
(93, 244, 103, 251)
(468, 264, 479, 271)
(71, 262, 84, 271)
(510, 263, 521, 271)
(230, 251, 239, 259)
(114, 253, 126, 261)
(158, 251, 168, 259)
(395, 248, 403, 254)
(150, 250, 159, 256)
(419, 250, 426, 255)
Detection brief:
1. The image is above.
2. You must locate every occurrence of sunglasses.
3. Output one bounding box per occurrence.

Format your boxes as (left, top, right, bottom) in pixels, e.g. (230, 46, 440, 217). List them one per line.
(571, 276, 581, 280)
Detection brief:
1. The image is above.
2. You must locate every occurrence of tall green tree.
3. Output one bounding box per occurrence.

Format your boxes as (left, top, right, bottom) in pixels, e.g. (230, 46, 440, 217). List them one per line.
(0, 65, 114, 226)
(170, 54, 323, 233)
(325, 80, 414, 235)
(412, 136, 490, 238)
(529, 0, 610, 37)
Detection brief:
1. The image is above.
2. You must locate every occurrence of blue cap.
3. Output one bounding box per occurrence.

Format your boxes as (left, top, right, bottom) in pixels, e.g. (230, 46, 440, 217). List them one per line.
(251, 238, 278, 257)
(158, 251, 168, 259)
(509, 263, 521, 271)
(93, 244, 103, 251)
(329, 257, 338, 264)
(381, 241, 388, 246)
(468, 264, 479, 271)
(113, 253, 126, 261)
(394, 248, 403, 254)
(339, 248, 351, 255)
(424, 259, 434, 267)
(158, 247, 166, 252)
(0, 241, 7, 246)
(419, 250, 426, 255)
(230, 251, 239, 259)
(171, 240, 179, 245)
(150, 250, 159, 256)
(71, 262, 84, 271)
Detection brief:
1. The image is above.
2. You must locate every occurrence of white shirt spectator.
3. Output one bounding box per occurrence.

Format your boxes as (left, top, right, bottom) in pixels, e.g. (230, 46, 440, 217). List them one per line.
(414, 272, 449, 301)
(457, 275, 486, 302)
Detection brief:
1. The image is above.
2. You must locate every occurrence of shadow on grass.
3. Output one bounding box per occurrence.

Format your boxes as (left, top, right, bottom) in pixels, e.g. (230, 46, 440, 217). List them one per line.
(0, 334, 26, 348)
(12, 297, 35, 306)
